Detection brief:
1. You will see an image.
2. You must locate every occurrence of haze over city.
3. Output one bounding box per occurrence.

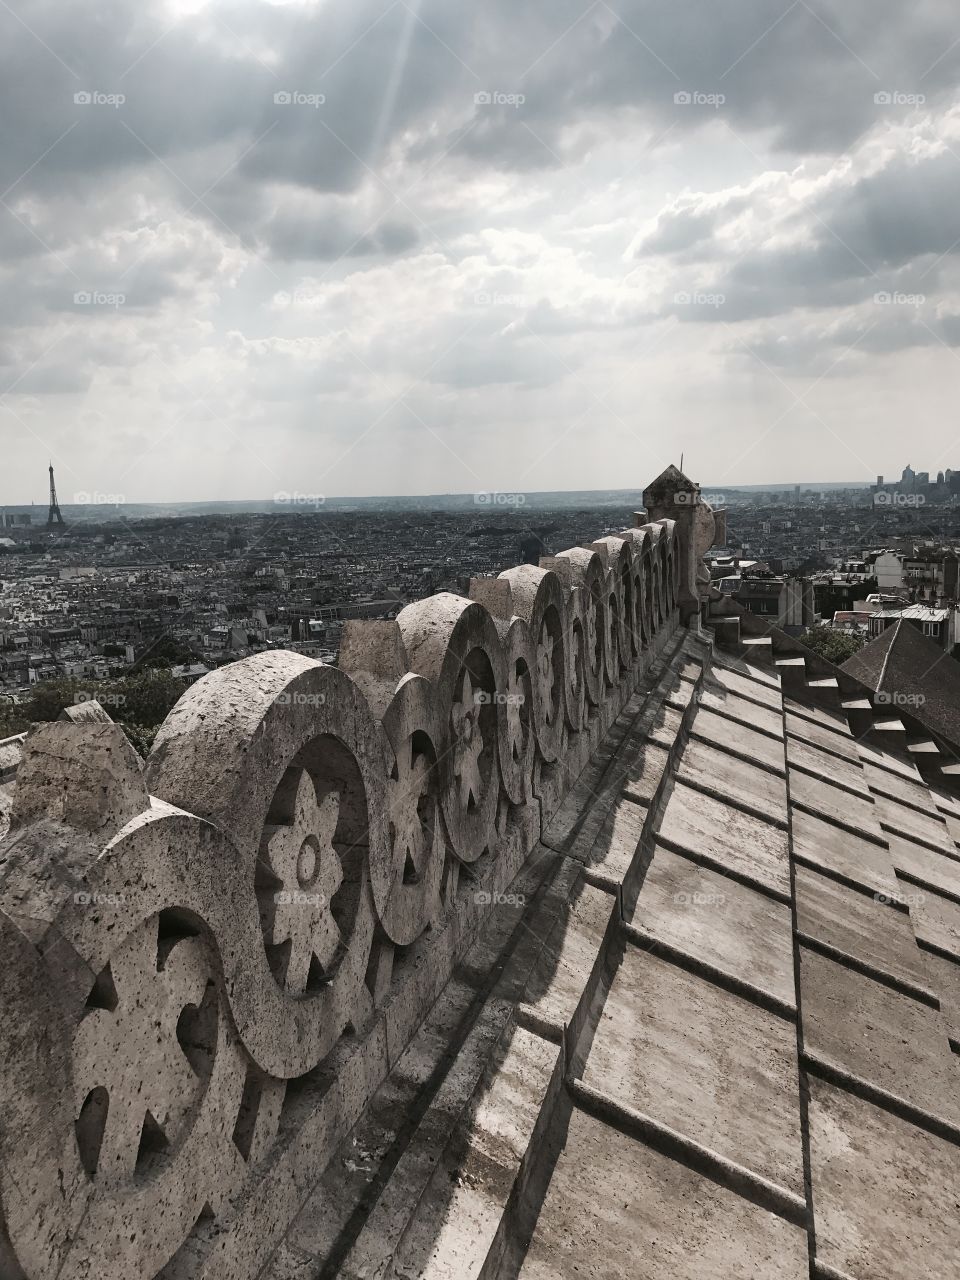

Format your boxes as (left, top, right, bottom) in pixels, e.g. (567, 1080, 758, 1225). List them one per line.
(2, 0, 960, 502)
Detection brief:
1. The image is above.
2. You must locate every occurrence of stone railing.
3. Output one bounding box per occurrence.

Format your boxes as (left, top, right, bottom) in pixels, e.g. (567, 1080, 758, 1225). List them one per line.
(0, 517, 683, 1279)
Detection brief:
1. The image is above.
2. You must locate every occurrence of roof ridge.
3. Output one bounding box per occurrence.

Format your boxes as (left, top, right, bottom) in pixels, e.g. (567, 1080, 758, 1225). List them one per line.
(875, 617, 900, 693)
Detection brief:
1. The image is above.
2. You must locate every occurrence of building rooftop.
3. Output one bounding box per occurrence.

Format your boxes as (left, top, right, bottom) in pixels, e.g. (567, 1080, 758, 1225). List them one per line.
(843, 615, 960, 752)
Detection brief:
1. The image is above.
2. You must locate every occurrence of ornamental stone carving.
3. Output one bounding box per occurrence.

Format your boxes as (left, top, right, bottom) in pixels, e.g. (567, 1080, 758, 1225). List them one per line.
(0, 504, 687, 1280)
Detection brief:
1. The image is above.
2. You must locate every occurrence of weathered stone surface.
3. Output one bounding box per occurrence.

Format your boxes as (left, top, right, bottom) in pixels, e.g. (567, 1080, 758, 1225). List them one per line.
(646, 701, 684, 749)
(864, 761, 941, 814)
(658, 781, 791, 897)
(911, 889, 960, 958)
(785, 711, 860, 760)
(921, 950, 960, 1044)
(710, 662, 783, 707)
(698, 687, 784, 738)
(632, 844, 795, 1009)
(855, 741, 922, 781)
(790, 807, 899, 899)
(887, 832, 960, 901)
(522, 869, 616, 1035)
(584, 948, 804, 1195)
(677, 739, 788, 825)
(783, 696, 848, 732)
(789, 767, 882, 838)
(794, 866, 934, 997)
(11, 719, 149, 838)
(519, 1108, 809, 1280)
(690, 707, 785, 774)
(572, 794, 647, 887)
(874, 792, 952, 850)
(800, 948, 960, 1126)
(808, 1080, 960, 1279)
(786, 736, 869, 795)
(387, 1027, 559, 1279)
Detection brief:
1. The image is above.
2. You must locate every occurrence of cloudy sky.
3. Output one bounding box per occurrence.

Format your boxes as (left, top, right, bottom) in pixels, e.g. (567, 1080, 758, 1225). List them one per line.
(1, 0, 958, 503)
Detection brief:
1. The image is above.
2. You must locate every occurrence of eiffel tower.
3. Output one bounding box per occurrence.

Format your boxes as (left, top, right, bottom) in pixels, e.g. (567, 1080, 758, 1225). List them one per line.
(47, 462, 64, 526)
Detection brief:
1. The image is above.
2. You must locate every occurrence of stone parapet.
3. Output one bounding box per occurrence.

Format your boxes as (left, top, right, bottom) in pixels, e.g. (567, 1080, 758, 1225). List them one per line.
(0, 512, 684, 1280)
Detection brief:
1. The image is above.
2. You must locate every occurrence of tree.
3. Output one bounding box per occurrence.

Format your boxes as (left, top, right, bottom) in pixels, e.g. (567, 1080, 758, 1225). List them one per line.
(798, 626, 864, 665)
(0, 670, 190, 749)
(131, 636, 197, 672)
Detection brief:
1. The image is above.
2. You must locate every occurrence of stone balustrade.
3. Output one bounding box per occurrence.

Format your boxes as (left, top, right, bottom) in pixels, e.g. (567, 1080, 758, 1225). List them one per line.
(0, 516, 683, 1279)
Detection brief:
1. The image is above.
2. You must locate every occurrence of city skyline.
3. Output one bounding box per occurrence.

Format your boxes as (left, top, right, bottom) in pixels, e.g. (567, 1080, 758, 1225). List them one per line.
(1, 2, 960, 500)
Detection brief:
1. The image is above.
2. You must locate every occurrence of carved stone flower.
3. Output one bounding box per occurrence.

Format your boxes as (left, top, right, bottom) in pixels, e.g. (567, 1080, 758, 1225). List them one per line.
(73, 921, 209, 1187)
(388, 738, 431, 882)
(585, 596, 599, 669)
(536, 625, 556, 726)
(505, 663, 527, 763)
(259, 770, 343, 995)
(450, 667, 483, 809)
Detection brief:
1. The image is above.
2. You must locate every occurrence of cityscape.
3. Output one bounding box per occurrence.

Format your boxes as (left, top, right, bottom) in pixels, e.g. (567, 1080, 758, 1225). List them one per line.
(3, 0, 960, 1276)
(2, 460, 958, 737)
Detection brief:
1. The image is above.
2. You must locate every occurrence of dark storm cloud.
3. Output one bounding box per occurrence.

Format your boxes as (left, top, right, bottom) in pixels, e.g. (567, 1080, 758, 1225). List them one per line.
(2, 0, 960, 409)
(671, 146, 960, 326)
(3, 0, 959, 220)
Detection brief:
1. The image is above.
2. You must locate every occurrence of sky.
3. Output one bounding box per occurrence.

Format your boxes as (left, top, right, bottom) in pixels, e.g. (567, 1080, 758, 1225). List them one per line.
(1, 0, 959, 504)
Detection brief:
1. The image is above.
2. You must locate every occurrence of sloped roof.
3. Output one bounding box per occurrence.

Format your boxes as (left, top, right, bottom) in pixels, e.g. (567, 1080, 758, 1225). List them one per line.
(842, 617, 960, 751)
(265, 625, 960, 1280)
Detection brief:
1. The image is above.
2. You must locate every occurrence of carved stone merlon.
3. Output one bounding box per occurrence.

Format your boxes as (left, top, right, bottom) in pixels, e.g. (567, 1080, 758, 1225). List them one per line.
(468, 576, 513, 623)
(643, 464, 716, 622)
(10, 720, 149, 838)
